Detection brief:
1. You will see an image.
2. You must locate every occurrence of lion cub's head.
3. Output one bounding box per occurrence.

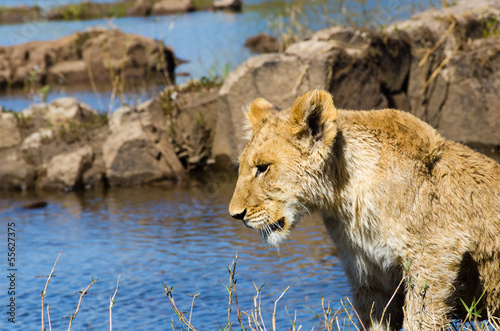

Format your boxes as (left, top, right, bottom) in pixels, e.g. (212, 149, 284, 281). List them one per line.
(229, 90, 338, 247)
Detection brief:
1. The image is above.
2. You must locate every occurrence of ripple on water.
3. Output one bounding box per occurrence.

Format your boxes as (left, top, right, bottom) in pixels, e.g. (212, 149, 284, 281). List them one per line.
(0, 184, 349, 330)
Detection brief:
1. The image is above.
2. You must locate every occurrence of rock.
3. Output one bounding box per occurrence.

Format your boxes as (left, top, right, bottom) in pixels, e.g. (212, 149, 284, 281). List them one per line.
(44, 97, 97, 122)
(244, 33, 280, 53)
(213, 40, 348, 160)
(21, 200, 48, 209)
(127, 0, 153, 16)
(388, 0, 500, 145)
(103, 105, 184, 187)
(0, 113, 21, 150)
(0, 161, 35, 191)
(21, 128, 53, 151)
(158, 86, 219, 170)
(151, 0, 195, 15)
(0, 29, 177, 90)
(47, 60, 88, 84)
(213, 0, 242, 11)
(42, 145, 93, 190)
(0, 5, 41, 25)
(82, 29, 177, 85)
(213, 1, 500, 162)
(82, 157, 106, 189)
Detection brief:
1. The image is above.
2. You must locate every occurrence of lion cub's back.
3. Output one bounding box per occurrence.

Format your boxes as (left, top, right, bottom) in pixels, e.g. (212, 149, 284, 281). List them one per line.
(338, 107, 500, 226)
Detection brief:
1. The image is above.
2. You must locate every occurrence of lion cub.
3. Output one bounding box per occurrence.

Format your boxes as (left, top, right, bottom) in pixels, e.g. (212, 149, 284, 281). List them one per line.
(229, 90, 500, 330)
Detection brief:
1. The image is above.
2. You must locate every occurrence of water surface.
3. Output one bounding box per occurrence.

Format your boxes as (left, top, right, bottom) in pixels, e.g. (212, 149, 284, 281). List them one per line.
(0, 177, 349, 330)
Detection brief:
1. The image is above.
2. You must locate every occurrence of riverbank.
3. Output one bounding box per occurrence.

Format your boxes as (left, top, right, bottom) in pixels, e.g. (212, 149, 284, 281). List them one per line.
(0, 0, 241, 25)
(0, 0, 499, 192)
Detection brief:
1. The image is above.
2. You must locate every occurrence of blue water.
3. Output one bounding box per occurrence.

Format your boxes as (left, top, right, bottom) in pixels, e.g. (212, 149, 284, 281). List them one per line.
(0, 178, 349, 330)
(0, 0, 442, 111)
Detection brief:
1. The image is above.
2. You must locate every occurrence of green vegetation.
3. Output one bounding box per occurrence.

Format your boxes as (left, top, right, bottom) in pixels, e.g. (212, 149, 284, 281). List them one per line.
(481, 15, 500, 37)
(58, 113, 109, 144)
(2, 108, 34, 129)
(49, 0, 133, 21)
(0, 5, 42, 24)
(192, 0, 213, 11)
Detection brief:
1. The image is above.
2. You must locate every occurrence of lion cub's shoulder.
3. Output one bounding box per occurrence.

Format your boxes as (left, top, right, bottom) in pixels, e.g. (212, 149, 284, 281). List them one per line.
(337, 108, 446, 164)
(337, 107, 500, 183)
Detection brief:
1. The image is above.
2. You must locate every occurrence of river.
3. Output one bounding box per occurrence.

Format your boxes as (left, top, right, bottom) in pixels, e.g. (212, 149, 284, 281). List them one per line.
(0, 177, 350, 330)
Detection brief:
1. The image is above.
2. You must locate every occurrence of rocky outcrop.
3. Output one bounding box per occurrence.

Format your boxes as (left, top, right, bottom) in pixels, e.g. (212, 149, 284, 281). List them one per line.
(388, 0, 500, 146)
(160, 85, 219, 170)
(213, 0, 242, 11)
(151, 0, 195, 15)
(0, 79, 220, 191)
(213, 0, 500, 161)
(0, 29, 177, 90)
(127, 0, 152, 16)
(0, 6, 41, 25)
(244, 33, 281, 54)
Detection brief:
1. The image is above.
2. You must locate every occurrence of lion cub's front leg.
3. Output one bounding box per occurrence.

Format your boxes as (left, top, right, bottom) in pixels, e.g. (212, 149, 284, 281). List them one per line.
(351, 283, 405, 331)
(402, 257, 460, 330)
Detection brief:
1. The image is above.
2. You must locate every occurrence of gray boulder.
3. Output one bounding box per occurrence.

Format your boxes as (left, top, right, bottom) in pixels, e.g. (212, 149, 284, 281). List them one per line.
(0, 112, 21, 150)
(21, 128, 53, 151)
(41, 145, 93, 190)
(103, 104, 184, 187)
(213, 0, 241, 11)
(44, 97, 97, 122)
(0, 161, 35, 191)
(151, 0, 194, 15)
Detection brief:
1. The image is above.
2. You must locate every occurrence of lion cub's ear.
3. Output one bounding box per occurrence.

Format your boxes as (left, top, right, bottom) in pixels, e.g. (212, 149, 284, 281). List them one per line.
(246, 97, 274, 127)
(290, 90, 338, 147)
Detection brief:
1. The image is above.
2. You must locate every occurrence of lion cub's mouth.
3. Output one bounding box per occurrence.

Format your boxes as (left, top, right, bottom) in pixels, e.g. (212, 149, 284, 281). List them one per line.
(269, 217, 285, 232)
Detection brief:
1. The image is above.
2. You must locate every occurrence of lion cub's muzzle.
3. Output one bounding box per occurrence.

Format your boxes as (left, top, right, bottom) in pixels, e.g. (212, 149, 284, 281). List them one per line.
(230, 208, 285, 232)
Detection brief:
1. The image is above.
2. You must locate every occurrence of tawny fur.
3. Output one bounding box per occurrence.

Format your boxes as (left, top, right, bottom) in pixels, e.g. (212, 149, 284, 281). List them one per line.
(229, 90, 500, 330)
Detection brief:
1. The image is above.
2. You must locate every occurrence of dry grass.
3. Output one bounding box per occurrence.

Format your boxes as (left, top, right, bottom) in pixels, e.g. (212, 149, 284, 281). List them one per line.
(37, 251, 500, 331)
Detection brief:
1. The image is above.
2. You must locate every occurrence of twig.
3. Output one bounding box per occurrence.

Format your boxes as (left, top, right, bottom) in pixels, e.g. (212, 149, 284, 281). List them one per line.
(163, 283, 198, 331)
(231, 250, 245, 330)
(272, 286, 290, 331)
(340, 298, 360, 331)
(418, 19, 456, 67)
(47, 305, 52, 331)
(289, 48, 331, 98)
(109, 274, 121, 331)
(379, 275, 407, 325)
(86, 60, 105, 111)
(420, 50, 456, 93)
(67, 277, 98, 331)
(345, 296, 367, 331)
(188, 292, 200, 325)
(107, 76, 119, 118)
(41, 250, 62, 331)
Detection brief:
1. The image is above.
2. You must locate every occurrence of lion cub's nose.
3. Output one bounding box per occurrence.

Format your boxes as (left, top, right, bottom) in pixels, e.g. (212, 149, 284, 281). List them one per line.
(230, 209, 247, 220)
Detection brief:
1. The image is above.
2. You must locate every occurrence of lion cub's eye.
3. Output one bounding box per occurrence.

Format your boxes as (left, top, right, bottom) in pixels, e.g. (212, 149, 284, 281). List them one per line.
(255, 164, 270, 177)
